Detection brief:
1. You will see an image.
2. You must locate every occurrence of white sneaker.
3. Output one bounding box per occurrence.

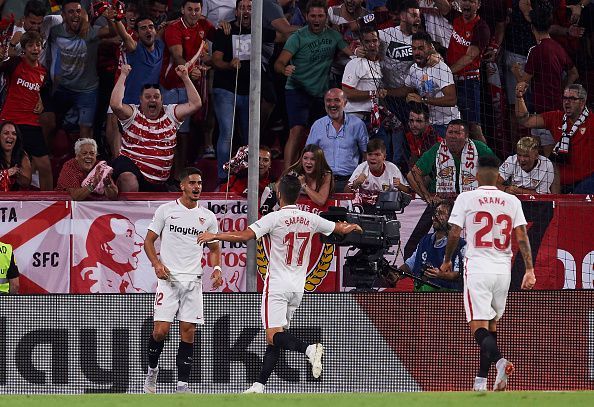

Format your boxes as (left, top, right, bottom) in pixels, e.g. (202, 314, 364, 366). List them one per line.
(243, 382, 265, 393)
(143, 367, 159, 393)
(493, 358, 514, 391)
(308, 343, 324, 379)
(176, 382, 192, 393)
(473, 377, 487, 392)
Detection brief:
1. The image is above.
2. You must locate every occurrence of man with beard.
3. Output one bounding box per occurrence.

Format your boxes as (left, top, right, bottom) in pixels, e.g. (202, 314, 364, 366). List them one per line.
(346, 138, 411, 204)
(403, 103, 441, 169)
(8, 0, 61, 58)
(498, 136, 557, 195)
(515, 83, 594, 193)
(341, 27, 389, 144)
(109, 63, 202, 192)
(212, 0, 277, 184)
(47, 0, 113, 140)
(107, 14, 164, 156)
(305, 87, 368, 192)
(274, 0, 352, 170)
(219, 145, 275, 198)
(401, 31, 460, 137)
(143, 167, 223, 393)
(387, 201, 465, 292)
(407, 119, 494, 205)
(379, 0, 422, 165)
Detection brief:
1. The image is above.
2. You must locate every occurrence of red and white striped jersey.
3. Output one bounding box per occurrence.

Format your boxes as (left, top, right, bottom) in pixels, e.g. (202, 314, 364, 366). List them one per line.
(120, 104, 182, 183)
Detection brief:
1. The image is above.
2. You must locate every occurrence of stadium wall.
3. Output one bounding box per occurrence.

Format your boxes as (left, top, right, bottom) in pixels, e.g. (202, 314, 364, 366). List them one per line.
(0, 194, 593, 294)
(0, 292, 592, 394)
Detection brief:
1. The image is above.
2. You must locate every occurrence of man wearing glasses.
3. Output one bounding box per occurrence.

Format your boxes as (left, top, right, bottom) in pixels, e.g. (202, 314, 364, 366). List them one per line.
(516, 83, 594, 194)
(305, 88, 368, 192)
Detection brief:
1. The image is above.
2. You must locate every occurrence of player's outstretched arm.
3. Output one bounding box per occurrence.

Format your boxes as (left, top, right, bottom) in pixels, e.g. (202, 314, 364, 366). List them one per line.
(198, 228, 257, 244)
(333, 222, 363, 235)
(515, 225, 536, 290)
(440, 224, 462, 273)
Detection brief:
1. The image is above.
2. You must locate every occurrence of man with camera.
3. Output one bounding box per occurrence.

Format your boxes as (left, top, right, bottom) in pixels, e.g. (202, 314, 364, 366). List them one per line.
(386, 201, 465, 292)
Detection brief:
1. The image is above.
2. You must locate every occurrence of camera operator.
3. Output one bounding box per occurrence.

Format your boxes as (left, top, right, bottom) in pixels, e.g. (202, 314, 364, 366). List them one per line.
(387, 201, 465, 292)
(346, 139, 413, 208)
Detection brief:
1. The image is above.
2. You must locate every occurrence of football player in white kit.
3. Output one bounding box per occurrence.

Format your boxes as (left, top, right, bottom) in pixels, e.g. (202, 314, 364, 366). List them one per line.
(440, 155, 536, 392)
(143, 167, 223, 393)
(198, 174, 362, 393)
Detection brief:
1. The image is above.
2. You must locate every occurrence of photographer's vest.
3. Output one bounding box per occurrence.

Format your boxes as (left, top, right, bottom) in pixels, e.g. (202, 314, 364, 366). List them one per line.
(412, 233, 465, 292)
(0, 242, 14, 294)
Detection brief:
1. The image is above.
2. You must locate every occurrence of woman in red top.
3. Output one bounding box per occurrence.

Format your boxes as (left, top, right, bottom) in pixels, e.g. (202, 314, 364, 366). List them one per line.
(0, 121, 32, 191)
(0, 30, 51, 190)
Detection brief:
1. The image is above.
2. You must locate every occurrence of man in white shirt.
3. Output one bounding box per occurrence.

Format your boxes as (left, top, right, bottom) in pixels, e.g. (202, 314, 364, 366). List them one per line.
(395, 31, 460, 137)
(377, 0, 422, 165)
(198, 174, 362, 393)
(342, 27, 387, 115)
(498, 136, 557, 195)
(441, 155, 536, 392)
(142, 167, 223, 394)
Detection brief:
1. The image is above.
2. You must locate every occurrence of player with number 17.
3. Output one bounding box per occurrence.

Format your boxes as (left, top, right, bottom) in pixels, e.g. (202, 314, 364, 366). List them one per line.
(198, 174, 362, 393)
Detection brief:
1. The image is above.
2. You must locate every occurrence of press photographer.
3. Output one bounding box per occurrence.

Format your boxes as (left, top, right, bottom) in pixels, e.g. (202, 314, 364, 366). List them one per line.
(386, 201, 466, 292)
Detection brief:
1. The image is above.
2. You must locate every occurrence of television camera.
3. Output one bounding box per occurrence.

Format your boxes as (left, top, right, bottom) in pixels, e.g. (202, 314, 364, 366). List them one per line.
(321, 191, 440, 291)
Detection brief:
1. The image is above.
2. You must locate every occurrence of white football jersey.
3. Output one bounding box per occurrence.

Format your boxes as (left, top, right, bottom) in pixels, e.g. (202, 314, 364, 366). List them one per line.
(249, 205, 335, 293)
(148, 199, 218, 281)
(449, 186, 527, 272)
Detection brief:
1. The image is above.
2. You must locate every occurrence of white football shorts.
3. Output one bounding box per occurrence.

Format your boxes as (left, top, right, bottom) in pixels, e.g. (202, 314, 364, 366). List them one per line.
(464, 267, 511, 323)
(261, 291, 304, 329)
(153, 279, 204, 325)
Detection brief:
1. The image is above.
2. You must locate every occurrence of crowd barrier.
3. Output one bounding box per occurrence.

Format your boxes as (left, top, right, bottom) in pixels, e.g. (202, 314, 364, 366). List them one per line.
(0, 193, 592, 293)
(0, 291, 592, 394)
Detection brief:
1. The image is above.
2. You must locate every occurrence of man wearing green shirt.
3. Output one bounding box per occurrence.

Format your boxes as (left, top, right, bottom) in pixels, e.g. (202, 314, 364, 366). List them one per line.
(407, 119, 494, 204)
(274, 0, 352, 170)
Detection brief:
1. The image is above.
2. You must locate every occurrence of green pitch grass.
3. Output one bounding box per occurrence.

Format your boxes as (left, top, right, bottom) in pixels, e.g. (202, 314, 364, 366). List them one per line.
(3, 392, 594, 407)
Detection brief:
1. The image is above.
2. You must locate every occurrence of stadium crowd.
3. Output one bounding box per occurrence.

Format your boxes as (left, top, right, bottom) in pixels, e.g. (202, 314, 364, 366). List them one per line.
(0, 0, 592, 201)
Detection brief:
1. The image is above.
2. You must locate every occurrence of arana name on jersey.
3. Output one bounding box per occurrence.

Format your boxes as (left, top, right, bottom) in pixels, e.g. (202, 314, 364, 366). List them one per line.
(478, 196, 506, 207)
